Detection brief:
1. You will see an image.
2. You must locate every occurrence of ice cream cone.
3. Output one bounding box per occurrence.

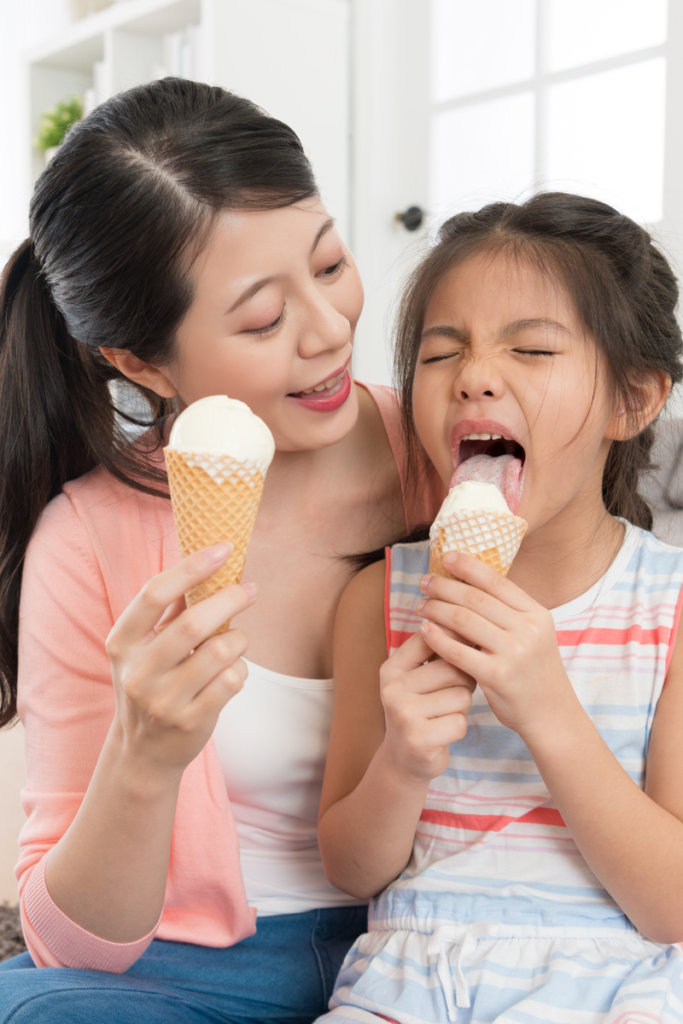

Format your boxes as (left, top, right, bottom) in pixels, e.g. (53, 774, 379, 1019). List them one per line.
(429, 509, 527, 578)
(164, 448, 265, 633)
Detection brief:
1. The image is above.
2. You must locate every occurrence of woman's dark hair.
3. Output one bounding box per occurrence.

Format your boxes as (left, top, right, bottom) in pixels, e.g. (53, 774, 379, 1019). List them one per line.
(395, 191, 683, 535)
(0, 77, 317, 726)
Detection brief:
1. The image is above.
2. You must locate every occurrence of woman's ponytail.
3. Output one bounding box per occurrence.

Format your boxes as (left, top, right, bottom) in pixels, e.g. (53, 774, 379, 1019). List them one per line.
(0, 241, 116, 725)
(0, 79, 318, 728)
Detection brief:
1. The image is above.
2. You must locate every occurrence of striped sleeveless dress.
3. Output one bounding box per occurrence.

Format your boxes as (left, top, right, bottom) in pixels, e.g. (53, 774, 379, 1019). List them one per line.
(321, 524, 683, 1024)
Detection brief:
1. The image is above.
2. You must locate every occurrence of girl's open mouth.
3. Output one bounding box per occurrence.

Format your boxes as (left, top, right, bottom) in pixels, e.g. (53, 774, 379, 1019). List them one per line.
(451, 429, 526, 514)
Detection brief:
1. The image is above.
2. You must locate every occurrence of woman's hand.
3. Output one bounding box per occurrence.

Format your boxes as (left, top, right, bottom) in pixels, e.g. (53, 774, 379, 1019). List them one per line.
(417, 551, 578, 742)
(379, 630, 476, 784)
(106, 542, 256, 781)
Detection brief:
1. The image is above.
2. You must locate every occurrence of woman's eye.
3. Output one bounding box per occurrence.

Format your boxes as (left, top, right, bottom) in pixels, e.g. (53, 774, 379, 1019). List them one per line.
(320, 255, 348, 277)
(515, 349, 555, 357)
(245, 310, 285, 336)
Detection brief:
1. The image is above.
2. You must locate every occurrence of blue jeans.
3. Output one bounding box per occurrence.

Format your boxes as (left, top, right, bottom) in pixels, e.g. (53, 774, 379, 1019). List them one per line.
(0, 906, 367, 1024)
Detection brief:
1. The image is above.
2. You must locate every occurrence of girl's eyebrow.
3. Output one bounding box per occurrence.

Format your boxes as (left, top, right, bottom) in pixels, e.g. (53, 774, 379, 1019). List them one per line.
(499, 317, 569, 336)
(421, 317, 570, 342)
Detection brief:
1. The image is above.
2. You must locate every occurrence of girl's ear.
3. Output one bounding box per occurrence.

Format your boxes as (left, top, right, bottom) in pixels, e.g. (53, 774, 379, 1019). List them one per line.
(99, 348, 178, 399)
(606, 370, 671, 441)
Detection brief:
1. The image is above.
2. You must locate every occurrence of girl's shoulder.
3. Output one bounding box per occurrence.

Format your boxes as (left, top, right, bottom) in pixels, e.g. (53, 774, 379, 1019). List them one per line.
(385, 539, 430, 656)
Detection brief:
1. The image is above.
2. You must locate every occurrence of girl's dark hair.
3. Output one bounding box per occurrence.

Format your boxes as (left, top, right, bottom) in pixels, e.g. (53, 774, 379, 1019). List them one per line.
(396, 192, 683, 535)
(0, 77, 317, 726)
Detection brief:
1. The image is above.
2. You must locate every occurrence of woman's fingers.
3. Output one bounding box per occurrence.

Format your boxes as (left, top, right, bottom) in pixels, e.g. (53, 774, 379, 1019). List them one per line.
(112, 544, 234, 648)
(170, 626, 250, 703)
(152, 581, 256, 669)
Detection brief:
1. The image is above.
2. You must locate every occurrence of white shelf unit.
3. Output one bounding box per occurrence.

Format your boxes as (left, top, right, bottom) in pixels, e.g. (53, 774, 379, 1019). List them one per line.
(24, 0, 350, 240)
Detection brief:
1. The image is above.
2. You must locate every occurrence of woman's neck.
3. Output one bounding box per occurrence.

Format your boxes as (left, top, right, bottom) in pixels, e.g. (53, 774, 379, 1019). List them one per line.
(507, 492, 626, 611)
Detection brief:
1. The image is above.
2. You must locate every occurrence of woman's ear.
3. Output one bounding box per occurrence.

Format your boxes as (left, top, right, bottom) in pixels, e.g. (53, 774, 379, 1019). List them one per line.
(99, 348, 178, 399)
(606, 370, 671, 441)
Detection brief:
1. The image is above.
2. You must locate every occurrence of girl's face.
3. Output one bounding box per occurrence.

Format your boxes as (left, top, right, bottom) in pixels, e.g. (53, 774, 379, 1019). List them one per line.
(167, 198, 363, 451)
(413, 250, 620, 533)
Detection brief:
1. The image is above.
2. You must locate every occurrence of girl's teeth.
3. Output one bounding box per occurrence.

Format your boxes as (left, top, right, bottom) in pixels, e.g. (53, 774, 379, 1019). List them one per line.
(461, 432, 504, 441)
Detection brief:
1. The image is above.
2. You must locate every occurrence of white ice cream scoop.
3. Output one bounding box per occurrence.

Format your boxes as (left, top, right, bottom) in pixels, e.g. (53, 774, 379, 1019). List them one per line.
(168, 395, 275, 475)
(435, 480, 510, 522)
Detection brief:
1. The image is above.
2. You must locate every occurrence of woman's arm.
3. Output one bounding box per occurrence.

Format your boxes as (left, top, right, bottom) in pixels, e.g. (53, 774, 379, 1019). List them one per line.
(418, 550, 683, 944)
(18, 496, 255, 959)
(318, 559, 474, 899)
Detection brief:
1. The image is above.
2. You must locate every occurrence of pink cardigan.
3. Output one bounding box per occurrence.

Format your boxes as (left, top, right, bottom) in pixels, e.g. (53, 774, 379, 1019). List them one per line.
(16, 383, 444, 973)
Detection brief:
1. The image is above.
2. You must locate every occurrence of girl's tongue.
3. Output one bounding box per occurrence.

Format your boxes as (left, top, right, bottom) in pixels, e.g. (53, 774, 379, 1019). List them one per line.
(449, 453, 524, 514)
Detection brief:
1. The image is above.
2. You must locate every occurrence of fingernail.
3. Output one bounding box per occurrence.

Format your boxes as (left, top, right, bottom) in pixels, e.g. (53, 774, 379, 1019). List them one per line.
(416, 598, 426, 612)
(205, 542, 233, 564)
(419, 575, 431, 593)
(241, 581, 258, 598)
(443, 552, 458, 567)
(420, 622, 431, 636)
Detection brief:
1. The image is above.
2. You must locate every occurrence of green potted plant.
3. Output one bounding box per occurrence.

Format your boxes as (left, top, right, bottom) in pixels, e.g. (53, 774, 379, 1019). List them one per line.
(35, 96, 84, 165)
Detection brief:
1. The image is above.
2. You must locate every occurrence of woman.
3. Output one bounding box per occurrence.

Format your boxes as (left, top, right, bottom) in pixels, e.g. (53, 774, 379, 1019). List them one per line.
(0, 79, 443, 1022)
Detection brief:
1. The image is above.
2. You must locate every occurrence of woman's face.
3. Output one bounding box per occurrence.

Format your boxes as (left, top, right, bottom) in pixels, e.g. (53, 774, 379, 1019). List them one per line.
(166, 198, 363, 451)
(412, 250, 620, 533)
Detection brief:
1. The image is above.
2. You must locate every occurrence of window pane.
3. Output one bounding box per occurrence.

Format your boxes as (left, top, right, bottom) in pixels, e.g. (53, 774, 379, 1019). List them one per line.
(431, 0, 535, 103)
(431, 93, 535, 220)
(546, 0, 667, 72)
(544, 58, 666, 224)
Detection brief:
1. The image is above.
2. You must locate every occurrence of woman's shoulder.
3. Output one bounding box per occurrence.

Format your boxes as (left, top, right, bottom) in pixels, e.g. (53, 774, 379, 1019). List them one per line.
(30, 454, 176, 621)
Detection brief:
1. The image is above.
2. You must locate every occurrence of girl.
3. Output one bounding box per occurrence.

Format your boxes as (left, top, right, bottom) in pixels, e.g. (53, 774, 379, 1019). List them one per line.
(0, 79, 442, 1022)
(316, 193, 683, 1022)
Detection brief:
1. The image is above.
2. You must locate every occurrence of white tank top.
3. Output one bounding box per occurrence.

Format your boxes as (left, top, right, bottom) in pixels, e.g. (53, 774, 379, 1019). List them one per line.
(212, 659, 367, 916)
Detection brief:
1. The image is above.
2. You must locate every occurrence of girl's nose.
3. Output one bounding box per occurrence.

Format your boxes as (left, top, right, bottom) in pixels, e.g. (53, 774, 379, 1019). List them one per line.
(455, 354, 502, 402)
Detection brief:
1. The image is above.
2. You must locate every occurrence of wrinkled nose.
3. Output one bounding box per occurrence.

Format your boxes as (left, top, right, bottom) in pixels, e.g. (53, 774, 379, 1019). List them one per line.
(455, 353, 502, 401)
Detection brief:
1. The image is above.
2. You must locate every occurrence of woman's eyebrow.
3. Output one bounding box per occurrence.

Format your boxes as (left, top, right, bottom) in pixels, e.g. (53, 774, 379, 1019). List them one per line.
(310, 218, 335, 255)
(226, 219, 336, 315)
(227, 275, 282, 313)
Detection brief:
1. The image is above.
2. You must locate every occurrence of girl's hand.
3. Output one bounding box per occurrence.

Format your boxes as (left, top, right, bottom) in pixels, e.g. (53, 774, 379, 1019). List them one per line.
(106, 543, 256, 781)
(379, 630, 476, 784)
(417, 551, 578, 742)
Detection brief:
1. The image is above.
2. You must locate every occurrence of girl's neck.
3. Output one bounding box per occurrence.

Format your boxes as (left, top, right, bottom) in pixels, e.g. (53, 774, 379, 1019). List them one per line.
(507, 495, 626, 611)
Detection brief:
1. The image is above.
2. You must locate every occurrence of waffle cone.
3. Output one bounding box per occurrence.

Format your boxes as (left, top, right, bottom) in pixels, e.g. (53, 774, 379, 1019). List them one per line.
(164, 448, 265, 633)
(429, 510, 527, 578)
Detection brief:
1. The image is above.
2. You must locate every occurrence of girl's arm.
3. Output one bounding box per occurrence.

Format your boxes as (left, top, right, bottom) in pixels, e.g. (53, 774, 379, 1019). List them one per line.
(318, 560, 474, 899)
(419, 550, 683, 944)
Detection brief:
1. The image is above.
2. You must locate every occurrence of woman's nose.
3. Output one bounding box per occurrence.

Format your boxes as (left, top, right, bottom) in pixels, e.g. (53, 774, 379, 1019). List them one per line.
(297, 293, 350, 360)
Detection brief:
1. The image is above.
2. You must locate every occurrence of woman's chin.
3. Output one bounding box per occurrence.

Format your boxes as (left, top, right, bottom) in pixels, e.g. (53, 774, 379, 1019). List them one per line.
(273, 385, 360, 453)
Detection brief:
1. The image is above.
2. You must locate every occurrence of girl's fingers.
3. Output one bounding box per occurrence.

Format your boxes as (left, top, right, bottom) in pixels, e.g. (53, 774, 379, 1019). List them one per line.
(436, 552, 534, 613)
(409, 657, 476, 695)
(416, 684, 474, 721)
(113, 544, 234, 647)
(418, 597, 502, 653)
(388, 630, 440, 671)
(420, 620, 487, 678)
